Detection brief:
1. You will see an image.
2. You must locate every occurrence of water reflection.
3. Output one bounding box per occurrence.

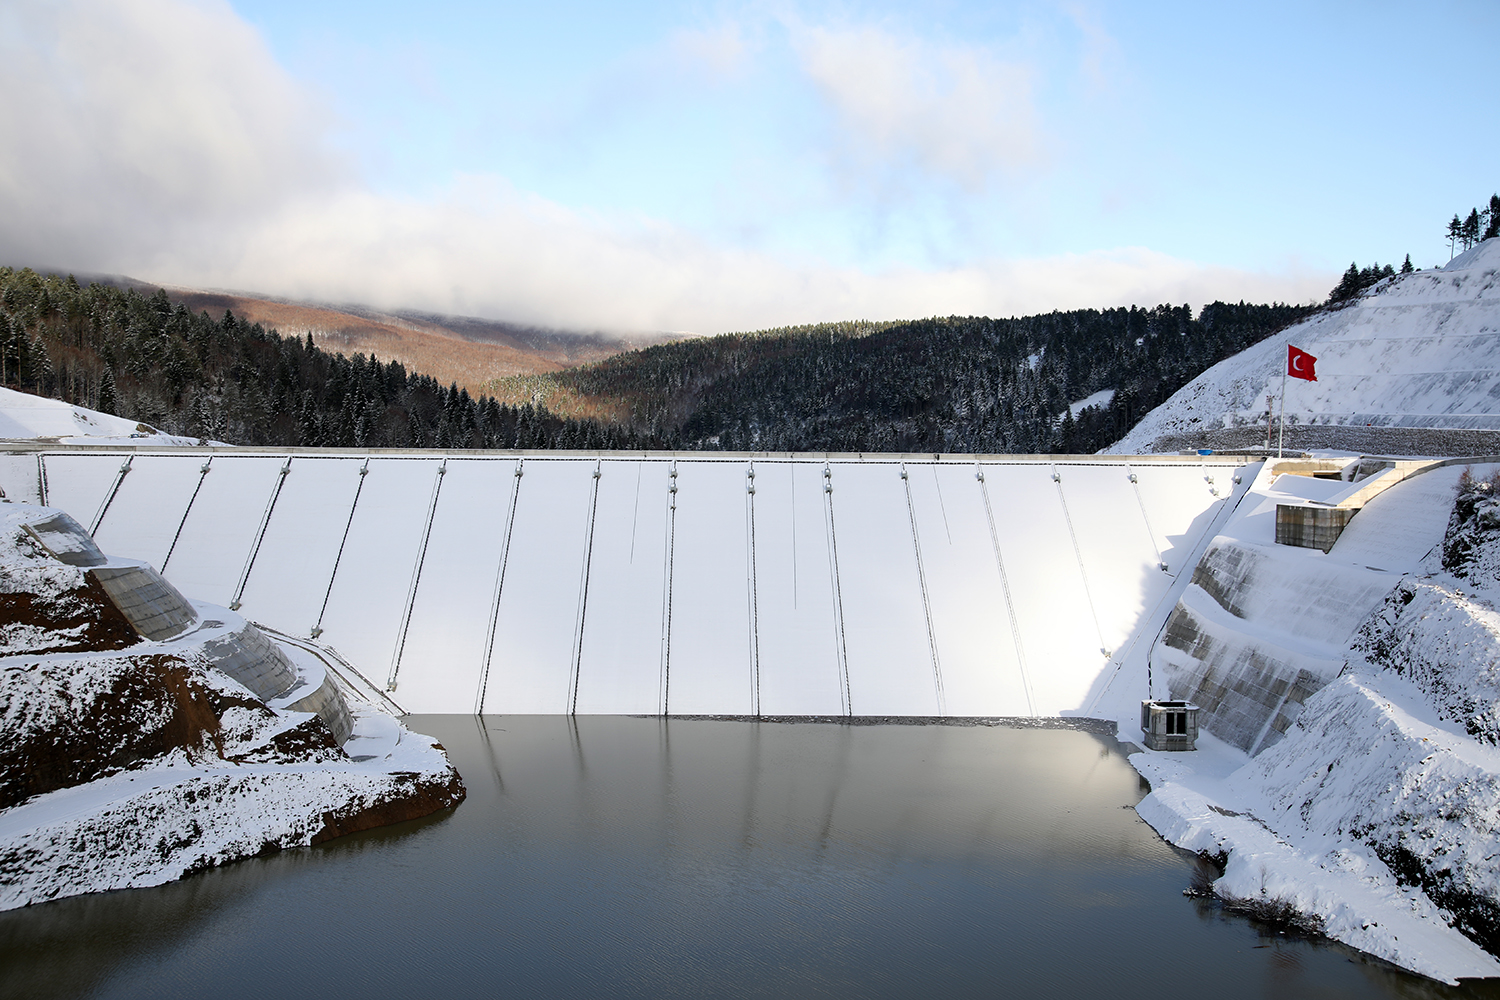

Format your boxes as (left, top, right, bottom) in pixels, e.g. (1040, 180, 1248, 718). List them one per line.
(457, 717, 1158, 865)
(1, 717, 1496, 1000)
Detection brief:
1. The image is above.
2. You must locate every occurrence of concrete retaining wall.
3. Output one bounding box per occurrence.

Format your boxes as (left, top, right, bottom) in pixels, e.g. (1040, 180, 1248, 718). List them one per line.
(89, 564, 198, 641)
(199, 619, 298, 703)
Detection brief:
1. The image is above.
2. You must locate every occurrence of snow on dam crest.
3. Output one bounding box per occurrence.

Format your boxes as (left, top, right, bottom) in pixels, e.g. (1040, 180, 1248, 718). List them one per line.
(0, 448, 1253, 717)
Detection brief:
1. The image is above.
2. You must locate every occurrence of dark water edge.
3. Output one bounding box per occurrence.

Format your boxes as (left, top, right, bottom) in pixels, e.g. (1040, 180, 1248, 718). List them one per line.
(1, 715, 1496, 1000)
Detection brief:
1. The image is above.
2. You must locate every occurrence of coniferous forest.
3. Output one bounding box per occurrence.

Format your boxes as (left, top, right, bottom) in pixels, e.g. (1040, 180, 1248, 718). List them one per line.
(523, 302, 1310, 453)
(0, 266, 1312, 454)
(0, 269, 637, 450)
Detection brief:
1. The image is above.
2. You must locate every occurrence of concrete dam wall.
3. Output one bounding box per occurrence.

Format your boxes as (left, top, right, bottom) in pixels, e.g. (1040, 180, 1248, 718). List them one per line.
(0, 448, 1253, 717)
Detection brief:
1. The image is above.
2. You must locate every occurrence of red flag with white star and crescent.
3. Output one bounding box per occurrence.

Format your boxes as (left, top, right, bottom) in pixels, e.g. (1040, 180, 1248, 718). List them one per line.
(1288, 345, 1317, 381)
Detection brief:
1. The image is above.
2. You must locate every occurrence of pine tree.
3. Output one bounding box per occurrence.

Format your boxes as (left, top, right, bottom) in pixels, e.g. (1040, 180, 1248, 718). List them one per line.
(98, 366, 117, 415)
(1400, 253, 1414, 274)
(1484, 195, 1500, 241)
(1449, 214, 1464, 258)
(296, 392, 319, 446)
(1329, 262, 1363, 303)
(1463, 208, 1481, 250)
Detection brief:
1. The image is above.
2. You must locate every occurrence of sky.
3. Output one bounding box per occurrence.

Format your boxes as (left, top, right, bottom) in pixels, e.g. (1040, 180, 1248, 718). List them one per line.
(1, 0, 1496, 334)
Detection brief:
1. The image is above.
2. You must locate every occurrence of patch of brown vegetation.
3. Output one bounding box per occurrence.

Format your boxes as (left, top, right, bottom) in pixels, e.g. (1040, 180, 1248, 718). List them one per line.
(482, 372, 637, 423)
(169, 290, 562, 396)
(161, 288, 675, 401)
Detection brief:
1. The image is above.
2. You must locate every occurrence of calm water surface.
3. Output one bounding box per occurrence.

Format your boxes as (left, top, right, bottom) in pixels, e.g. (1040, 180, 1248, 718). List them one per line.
(2, 717, 1496, 1000)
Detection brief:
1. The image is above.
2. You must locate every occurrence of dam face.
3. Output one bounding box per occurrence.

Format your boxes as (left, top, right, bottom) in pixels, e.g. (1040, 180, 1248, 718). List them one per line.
(0, 448, 1251, 717)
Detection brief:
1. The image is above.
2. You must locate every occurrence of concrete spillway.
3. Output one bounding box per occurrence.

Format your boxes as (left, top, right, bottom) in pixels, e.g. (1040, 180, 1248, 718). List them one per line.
(0, 448, 1254, 716)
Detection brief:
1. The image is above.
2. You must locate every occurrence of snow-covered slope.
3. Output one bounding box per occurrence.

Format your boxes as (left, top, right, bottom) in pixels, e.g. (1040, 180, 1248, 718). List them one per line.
(1133, 464, 1500, 983)
(1110, 239, 1500, 454)
(0, 502, 464, 909)
(0, 386, 199, 446)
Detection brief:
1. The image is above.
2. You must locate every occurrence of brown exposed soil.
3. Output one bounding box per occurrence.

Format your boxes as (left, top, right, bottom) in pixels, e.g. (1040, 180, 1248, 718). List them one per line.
(309, 762, 467, 844)
(227, 715, 345, 766)
(0, 654, 263, 810)
(0, 576, 141, 655)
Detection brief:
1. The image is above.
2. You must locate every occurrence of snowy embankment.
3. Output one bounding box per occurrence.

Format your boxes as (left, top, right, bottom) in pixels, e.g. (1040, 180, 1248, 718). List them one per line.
(1132, 460, 1500, 983)
(1108, 238, 1500, 454)
(0, 502, 464, 909)
(0, 385, 202, 446)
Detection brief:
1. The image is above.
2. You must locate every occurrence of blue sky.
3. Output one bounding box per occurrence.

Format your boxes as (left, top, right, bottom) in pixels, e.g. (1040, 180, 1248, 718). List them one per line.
(2, 0, 1496, 332)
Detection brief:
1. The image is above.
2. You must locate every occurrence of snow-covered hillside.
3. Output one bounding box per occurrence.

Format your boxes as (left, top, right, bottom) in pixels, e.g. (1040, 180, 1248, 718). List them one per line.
(1110, 239, 1500, 455)
(0, 502, 464, 909)
(0, 386, 199, 446)
(1134, 461, 1500, 983)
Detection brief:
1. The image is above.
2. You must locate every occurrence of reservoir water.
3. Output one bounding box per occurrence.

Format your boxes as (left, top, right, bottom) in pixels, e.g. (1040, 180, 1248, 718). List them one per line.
(1, 717, 1495, 999)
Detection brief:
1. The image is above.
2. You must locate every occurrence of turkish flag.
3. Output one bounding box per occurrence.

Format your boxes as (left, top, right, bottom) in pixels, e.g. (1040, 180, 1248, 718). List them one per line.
(1288, 345, 1317, 381)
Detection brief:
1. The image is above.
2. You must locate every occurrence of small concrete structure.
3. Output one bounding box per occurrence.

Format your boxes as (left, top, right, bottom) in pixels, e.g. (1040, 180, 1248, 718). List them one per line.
(1275, 503, 1359, 553)
(90, 564, 199, 641)
(1141, 700, 1200, 751)
(1271, 457, 1491, 554)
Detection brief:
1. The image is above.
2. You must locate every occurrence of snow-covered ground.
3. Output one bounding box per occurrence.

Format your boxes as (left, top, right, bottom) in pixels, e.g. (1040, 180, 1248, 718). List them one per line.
(1129, 459, 1500, 983)
(0, 501, 463, 909)
(1109, 238, 1500, 454)
(1067, 388, 1115, 419)
(0, 684, 457, 909)
(0, 385, 202, 446)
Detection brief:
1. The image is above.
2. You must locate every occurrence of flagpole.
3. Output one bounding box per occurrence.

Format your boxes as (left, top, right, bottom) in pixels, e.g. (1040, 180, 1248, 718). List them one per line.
(1277, 367, 1288, 458)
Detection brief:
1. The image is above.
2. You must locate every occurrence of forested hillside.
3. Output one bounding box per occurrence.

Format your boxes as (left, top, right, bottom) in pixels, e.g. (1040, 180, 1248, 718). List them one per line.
(0, 268, 639, 449)
(496, 302, 1310, 454)
(0, 265, 1307, 453)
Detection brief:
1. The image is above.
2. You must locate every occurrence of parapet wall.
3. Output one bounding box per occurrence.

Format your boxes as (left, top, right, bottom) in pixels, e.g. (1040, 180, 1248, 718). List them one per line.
(0, 447, 1255, 717)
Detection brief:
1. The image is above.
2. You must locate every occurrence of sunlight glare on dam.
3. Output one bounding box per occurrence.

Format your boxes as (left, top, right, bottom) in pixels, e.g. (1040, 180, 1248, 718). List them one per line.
(0, 449, 1253, 718)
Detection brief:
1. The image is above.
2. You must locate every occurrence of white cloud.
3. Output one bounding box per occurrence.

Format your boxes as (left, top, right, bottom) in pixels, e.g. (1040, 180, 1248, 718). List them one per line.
(0, 0, 341, 273)
(1060, 2, 1125, 96)
(668, 22, 750, 79)
(0, 0, 1331, 335)
(789, 22, 1044, 191)
(219, 192, 1332, 330)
